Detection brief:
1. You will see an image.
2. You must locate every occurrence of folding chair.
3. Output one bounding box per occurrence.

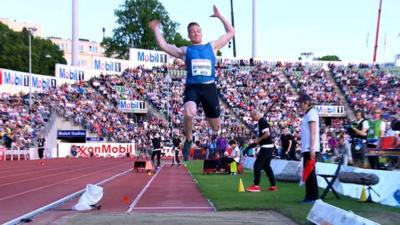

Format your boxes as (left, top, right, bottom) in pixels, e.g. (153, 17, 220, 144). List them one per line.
(318, 155, 344, 199)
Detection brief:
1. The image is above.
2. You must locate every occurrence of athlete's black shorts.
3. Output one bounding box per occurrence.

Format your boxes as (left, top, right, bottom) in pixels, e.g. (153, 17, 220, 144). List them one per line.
(183, 83, 220, 118)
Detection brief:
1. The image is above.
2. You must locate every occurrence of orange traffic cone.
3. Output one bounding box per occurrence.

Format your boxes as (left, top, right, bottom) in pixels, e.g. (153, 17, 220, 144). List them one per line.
(123, 195, 129, 204)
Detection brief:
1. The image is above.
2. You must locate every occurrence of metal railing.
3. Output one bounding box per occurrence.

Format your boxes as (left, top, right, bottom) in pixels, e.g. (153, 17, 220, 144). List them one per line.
(1, 146, 31, 161)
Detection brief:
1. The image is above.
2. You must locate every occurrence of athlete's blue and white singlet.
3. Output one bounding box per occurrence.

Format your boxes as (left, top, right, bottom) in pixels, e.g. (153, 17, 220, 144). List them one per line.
(185, 42, 216, 84)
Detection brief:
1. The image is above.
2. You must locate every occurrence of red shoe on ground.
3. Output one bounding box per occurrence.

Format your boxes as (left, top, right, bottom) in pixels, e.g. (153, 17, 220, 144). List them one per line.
(268, 186, 278, 191)
(246, 185, 261, 192)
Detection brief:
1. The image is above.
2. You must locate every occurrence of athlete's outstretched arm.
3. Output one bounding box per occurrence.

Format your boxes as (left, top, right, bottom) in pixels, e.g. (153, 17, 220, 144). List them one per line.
(149, 20, 185, 59)
(210, 5, 235, 51)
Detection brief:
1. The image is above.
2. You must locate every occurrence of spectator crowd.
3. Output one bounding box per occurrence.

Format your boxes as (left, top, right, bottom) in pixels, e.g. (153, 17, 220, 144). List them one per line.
(1, 60, 398, 169)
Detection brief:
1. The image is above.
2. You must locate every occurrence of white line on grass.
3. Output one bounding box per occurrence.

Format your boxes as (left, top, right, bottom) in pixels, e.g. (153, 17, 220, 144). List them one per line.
(186, 166, 216, 212)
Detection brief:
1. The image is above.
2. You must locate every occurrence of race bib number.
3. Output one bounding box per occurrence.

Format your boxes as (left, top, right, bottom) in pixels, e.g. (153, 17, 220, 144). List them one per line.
(191, 59, 212, 76)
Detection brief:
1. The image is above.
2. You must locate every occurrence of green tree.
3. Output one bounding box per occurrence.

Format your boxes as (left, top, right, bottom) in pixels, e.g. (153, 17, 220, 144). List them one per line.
(0, 22, 66, 75)
(172, 33, 191, 47)
(317, 55, 341, 61)
(102, 0, 190, 59)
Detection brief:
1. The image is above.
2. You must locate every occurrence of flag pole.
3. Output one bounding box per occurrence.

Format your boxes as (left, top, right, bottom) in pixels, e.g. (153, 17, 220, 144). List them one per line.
(372, 0, 383, 64)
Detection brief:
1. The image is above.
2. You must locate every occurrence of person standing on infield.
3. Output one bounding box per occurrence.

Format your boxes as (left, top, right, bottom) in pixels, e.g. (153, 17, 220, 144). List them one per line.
(299, 93, 320, 203)
(281, 127, 295, 160)
(246, 109, 278, 192)
(149, 5, 235, 161)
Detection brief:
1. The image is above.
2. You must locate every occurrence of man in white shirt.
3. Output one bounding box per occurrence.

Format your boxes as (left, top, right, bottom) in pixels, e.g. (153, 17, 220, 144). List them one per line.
(299, 93, 320, 202)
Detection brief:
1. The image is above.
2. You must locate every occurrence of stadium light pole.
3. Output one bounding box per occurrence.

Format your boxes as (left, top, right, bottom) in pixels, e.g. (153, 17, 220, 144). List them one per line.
(230, 0, 237, 58)
(72, 0, 79, 66)
(27, 27, 37, 111)
(252, 0, 257, 59)
(372, 0, 383, 64)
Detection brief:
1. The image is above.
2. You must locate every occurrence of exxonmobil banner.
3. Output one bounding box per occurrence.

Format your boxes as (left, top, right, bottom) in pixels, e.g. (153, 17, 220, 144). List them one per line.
(0, 68, 57, 94)
(129, 48, 171, 68)
(58, 143, 135, 158)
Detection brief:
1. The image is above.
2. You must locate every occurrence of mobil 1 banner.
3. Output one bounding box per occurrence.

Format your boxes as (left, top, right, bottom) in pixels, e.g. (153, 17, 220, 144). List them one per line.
(129, 48, 171, 68)
(57, 130, 86, 143)
(0, 68, 57, 94)
(314, 105, 346, 117)
(92, 57, 131, 74)
(55, 64, 97, 84)
(119, 100, 147, 113)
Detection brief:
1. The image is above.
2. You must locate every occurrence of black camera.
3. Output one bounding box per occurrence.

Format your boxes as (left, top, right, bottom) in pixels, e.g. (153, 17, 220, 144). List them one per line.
(392, 118, 400, 131)
(344, 122, 358, 136)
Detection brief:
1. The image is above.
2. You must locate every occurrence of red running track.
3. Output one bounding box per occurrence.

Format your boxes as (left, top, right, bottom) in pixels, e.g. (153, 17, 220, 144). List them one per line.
(1, 159, 214, 224)
(32, 162, 153, 224)
(0, 158, 136, 224)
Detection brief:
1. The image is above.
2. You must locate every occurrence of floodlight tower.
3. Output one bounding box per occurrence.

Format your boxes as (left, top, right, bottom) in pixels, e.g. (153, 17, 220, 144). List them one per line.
(72, 0, 79, 66)
(252, 0, 257, 59)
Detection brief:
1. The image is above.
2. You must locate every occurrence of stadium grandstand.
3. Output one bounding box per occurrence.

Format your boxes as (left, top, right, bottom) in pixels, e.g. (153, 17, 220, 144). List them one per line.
(1, 59, 398, 161)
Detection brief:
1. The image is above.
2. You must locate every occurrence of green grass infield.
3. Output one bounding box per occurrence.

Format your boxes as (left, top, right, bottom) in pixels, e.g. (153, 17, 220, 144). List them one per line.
(186, 160, 400, 225)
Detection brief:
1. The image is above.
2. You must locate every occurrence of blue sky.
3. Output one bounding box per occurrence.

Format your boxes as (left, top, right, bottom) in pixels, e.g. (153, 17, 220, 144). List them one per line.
(1, 0, 399, 63)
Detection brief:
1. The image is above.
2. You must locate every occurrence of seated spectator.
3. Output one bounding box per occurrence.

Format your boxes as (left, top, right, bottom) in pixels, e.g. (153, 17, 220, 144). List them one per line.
(221, 140, 241, 175)
(333, 135, 351, 165)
